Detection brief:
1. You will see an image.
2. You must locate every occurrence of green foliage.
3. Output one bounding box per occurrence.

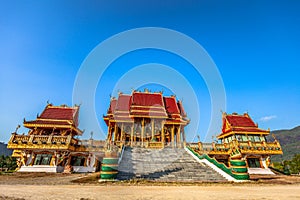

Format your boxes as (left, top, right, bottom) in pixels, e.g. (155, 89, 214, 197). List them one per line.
(287, 154, 300, 174)
(272, 154, 300, 175)
(272, 162, 284, 171)
(0, 155, 17, 171)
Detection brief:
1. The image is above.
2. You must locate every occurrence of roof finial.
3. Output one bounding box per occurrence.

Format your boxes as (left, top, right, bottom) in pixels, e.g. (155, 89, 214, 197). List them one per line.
(90, 131, 94, 140)
(14, 124, 20, 133)
(197, 135, 200, 142)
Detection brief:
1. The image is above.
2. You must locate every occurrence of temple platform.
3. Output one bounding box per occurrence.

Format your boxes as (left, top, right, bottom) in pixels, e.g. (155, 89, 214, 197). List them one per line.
(18, 166, 64, 173)
(248, 168, 275, 175)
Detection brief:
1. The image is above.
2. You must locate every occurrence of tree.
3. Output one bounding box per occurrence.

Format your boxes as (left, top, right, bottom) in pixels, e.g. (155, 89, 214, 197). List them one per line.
(0, 155, 17, 171)
(288, 154, 300, 174)
(0, 155, 5, 169)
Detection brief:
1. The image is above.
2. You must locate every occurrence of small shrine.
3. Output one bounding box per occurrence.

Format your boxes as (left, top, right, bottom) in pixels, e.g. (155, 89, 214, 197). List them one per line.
(192, 112, 283, 175)
(7, 104, 104, 173)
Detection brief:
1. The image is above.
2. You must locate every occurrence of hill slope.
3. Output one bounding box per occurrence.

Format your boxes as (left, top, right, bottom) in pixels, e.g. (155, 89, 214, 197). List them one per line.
(0, 142, 13, 156)
(268, 126, 300, 162)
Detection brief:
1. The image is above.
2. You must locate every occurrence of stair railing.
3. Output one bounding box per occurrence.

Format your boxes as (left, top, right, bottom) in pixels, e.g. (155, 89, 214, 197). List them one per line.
(186, 146, 249, 180)
(118, 144, 125, 165)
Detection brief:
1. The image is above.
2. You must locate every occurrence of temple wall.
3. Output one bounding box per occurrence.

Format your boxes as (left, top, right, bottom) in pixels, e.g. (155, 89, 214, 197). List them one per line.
(73, 166, 96, 173)
(18, 166, 64, 173)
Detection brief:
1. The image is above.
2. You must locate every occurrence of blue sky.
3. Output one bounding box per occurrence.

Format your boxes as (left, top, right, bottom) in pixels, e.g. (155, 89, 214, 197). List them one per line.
(1, 0, 300, 142)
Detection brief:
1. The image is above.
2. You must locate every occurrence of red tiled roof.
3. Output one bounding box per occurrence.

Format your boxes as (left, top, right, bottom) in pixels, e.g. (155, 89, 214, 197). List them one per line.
(132, 92, 164, 107)
(115, 95, 131, 111)
(164, 97, 180, 114)
(23, 104, 82, 135)
(103, 91, 189, 124)
(226, 115, 256, 127)
(130, 92, 167, 117)
(219, 113, 269, 137)
(108, 99, 117, 114)
(40, 107, 77, 121)
(177, 101, 187, 117)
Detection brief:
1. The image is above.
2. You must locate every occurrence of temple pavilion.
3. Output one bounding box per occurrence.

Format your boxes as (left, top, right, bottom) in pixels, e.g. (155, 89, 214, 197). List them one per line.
(194, 112, 283, 175)
(7, 104, 104, 173)
(103, 90, 190, 148)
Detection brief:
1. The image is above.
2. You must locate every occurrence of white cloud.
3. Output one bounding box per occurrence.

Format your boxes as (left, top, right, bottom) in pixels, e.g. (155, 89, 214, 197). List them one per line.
(259, 115, 277, 122)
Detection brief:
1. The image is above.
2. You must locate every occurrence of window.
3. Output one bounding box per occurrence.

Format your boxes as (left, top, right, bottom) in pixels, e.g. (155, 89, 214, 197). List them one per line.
(242, 135, 248, 141)
(248, 135, 255, 142)
(236, 135, 242, 142)
(34, 154, 52, 165)
(254, 135, 261, 142)
(70, 156, 86, 166)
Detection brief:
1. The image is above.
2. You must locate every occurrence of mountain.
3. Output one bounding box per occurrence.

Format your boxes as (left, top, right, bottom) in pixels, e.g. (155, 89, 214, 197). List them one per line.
(268, 126, 300, 162)
(0, 142, 13, 156)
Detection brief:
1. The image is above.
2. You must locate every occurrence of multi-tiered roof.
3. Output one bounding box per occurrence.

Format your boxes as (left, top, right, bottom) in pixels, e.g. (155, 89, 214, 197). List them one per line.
(24, 104, 83, 135)
(218, 112, 269, 139)
(104, 91, 189, 125)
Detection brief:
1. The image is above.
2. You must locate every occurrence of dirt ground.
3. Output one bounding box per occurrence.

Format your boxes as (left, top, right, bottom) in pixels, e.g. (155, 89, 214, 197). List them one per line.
(0, 172, 300, 200)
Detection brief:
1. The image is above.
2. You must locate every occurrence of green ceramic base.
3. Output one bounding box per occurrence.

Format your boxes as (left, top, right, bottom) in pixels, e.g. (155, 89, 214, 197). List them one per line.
(100, 171, 118, 179)
(102, 158, 119, 165)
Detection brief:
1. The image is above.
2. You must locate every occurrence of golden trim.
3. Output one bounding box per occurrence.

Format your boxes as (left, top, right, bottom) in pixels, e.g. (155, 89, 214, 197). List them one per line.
(217, 131, 269, 139)
(47, 105, 78, 109)
(114, 111, 130, 113)
(131, 105, 164, 108)
(130, 109, 166, 113)
(35, 118, 73, 122)
(23, 123, 82, 134)
(110, 120, 134, 123)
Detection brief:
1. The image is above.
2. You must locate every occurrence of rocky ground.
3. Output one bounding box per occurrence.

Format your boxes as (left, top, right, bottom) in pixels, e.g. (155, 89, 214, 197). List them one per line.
(0, 172, 299, 200)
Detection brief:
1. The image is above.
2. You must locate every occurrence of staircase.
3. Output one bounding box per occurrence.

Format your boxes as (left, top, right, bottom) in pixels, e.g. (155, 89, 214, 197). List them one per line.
(117, 147, 227, 182)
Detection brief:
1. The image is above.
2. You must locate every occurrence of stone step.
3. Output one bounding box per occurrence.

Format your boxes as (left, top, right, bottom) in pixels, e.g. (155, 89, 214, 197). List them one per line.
(116, 147, 227, 181)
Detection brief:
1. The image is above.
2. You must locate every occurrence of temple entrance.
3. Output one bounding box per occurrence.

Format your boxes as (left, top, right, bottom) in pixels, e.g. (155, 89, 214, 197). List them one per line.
(34, 154, 52, 165)
(247, 158, 261, 168)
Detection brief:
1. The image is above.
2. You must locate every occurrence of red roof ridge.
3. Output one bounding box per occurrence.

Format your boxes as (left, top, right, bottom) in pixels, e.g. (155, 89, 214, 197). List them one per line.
(132, 90, 163, 94)
(46, 104, 79, 110)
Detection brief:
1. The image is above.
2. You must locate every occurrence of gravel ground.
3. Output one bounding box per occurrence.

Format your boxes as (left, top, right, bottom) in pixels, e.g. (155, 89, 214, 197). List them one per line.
(0, 172, 299, 200)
